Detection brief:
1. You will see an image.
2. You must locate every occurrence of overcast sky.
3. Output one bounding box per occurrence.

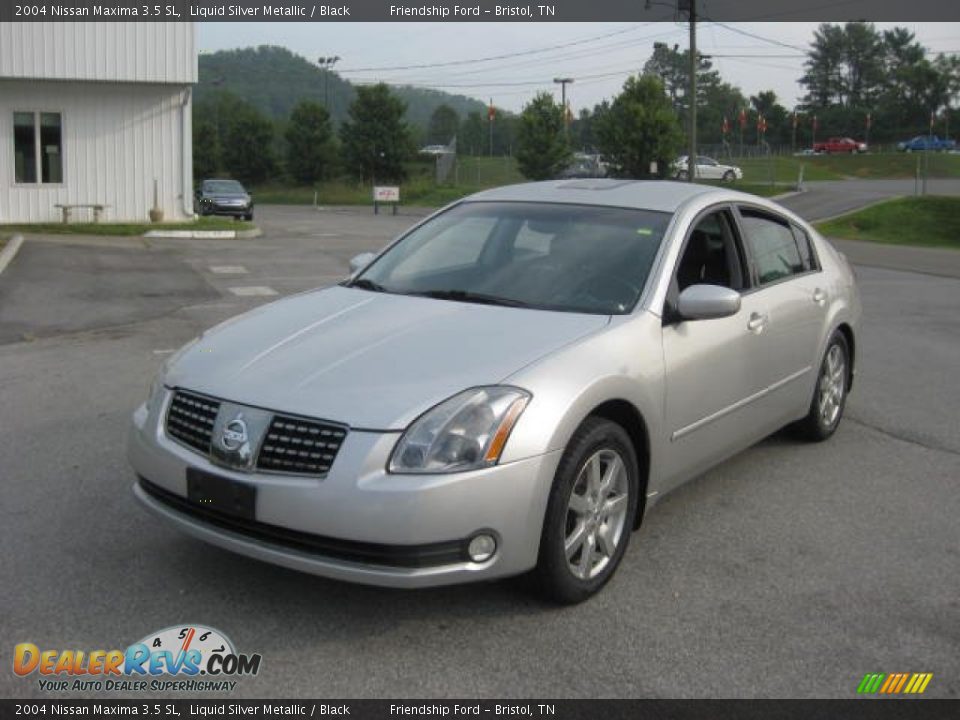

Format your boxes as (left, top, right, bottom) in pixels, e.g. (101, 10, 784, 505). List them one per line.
(198, 22, 959, 113)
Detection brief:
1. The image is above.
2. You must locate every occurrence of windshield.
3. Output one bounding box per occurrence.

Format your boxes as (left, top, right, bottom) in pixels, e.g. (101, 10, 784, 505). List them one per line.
(203, 180, 246, 194)
(353, 201, 671, 314)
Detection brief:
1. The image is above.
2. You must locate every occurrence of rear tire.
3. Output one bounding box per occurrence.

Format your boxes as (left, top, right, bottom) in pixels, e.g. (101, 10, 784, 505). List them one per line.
(534, 418, 639, 604)
(793, 330, 850, 442)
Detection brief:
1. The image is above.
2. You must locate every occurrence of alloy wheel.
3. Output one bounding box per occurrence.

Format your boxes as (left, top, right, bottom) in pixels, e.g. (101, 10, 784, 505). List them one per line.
(563, 449, 630, 580)
(818, 343, 846, 427)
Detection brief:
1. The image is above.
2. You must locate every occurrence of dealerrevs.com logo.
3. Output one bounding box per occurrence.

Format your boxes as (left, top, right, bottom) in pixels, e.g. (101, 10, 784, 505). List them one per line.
(14, 625, 262, 693)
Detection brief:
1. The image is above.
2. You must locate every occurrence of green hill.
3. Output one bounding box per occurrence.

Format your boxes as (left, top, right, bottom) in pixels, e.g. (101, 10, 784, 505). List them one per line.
(195, 45, 487, 130)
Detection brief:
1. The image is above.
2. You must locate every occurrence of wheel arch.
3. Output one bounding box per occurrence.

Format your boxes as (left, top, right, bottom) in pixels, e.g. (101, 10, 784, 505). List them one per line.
(585, 399, 651, 530)
(835, 322, 856, 391)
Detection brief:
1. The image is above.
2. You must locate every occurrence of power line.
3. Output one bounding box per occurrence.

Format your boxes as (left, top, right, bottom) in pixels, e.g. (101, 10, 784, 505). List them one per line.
(705, 20, 808, 53)
(356, 67, 643, 90)
(337, 24, 652, 73)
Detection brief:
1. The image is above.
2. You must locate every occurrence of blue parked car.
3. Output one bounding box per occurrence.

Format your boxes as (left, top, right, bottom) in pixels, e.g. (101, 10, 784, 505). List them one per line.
(897, 135, 957, 152)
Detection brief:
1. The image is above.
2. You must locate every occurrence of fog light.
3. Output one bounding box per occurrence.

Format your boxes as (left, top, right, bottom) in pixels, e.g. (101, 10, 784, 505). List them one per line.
(467, 534, 497, 563)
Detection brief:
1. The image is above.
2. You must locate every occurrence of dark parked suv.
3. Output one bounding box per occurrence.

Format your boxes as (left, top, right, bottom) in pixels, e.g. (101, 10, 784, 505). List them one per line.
(195, 179, 254, 220)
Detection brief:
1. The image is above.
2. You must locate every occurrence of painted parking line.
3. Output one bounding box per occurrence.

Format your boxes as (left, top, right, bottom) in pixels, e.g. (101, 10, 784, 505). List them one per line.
(228, 286, 279, 297)
(209, 265, 249, 274)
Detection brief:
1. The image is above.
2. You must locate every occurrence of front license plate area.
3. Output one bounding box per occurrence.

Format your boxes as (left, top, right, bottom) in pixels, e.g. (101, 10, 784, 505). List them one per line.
(186, 468, 256, 521)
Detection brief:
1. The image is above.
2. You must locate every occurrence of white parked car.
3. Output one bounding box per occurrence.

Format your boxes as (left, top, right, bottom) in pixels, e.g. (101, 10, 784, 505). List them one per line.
(675, 156, 743, 182)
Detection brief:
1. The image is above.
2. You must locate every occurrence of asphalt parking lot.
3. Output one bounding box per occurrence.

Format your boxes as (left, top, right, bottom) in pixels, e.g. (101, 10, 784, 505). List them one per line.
(1, 200, 958, 699)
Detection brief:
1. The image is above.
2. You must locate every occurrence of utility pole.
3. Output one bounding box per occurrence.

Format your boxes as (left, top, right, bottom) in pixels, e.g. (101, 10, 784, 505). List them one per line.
(317, 56, 340, 110)
(683, 0, 697, 182)
(554, 77, 574, 136)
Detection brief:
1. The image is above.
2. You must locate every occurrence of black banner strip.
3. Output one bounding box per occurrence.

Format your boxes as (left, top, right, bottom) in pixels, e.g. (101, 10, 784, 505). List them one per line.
(1, 0, 959, 23)
(3, 699, 960, 720)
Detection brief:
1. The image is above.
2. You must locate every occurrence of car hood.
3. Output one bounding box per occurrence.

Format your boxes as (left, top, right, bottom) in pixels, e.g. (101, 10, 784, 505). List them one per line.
(165, 286, 609, 430)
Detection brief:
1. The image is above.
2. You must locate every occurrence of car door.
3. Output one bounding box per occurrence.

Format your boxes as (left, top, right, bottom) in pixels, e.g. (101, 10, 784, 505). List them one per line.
(697, 156, 721, 179)
(732, 206, 829, 427)
(659, 207, 776, 491)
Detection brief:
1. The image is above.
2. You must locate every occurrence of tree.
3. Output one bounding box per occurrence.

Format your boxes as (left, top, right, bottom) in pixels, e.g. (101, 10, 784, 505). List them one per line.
(221, 100, 275, 184)
(570, 108, 598, 152)
(515, 92, 571, 180)
(339, 83, 414, 183)
(427, 104, 459, 146)
(800, 22, 959, 141)
(193, 117, 220, 179)
(642, 41, 746, 146)
(595, 75, 683, 179)
(749, 90, 790, 146)
(284, 100, 337, 184)
(801, 23, 849, 108)
(459, 111, 484, 155)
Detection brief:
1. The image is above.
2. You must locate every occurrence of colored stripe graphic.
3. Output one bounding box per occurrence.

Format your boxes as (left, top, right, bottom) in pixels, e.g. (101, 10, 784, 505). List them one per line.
(858, 673, 932, 694)
(880, 674, 897, 693)
(858, 673, 886, 693)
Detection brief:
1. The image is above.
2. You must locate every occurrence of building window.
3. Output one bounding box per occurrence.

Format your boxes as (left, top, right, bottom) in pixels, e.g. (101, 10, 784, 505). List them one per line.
(13, 111, 63, 184)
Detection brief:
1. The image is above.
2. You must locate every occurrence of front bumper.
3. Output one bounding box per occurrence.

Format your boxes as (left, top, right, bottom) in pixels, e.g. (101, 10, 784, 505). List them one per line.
(128, 395, 561, 588)
(200, 201, 252, 217)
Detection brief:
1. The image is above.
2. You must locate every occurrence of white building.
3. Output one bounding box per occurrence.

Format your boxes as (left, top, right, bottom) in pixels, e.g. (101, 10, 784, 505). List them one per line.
(0, 22, 197, 223)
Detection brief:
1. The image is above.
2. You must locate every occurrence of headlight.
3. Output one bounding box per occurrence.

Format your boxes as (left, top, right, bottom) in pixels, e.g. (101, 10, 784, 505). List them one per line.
(389, 387, 531, 474)
(145, 373, 165, 414)
(144, 335, 200, 412)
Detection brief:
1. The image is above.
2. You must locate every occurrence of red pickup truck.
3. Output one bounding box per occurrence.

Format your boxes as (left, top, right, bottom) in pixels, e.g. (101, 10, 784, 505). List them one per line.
(813, 137, 868, 154)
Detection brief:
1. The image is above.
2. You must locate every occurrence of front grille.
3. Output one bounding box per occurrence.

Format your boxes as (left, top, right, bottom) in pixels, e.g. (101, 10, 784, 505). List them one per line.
(256, 414, 347, 476)
(165, 390, 220, 454)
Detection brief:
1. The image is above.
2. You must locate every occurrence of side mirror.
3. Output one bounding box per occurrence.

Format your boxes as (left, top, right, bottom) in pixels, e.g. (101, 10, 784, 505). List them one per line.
(349, 252, 376, 274)
(676, 284, 741, 321)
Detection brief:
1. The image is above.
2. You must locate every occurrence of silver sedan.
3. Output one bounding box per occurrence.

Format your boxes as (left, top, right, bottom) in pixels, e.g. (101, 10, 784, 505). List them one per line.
(128, 180, 860, 603)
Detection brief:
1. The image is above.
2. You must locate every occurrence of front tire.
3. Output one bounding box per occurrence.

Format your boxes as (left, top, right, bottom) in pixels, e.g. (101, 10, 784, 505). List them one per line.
(722, 170, 735, 183)
(793, 331, 850, 441)
(534, 418, 639, 604)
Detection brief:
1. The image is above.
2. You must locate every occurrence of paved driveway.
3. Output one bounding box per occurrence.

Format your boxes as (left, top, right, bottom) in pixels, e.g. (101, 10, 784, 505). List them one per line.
(778, 178, 960, 221)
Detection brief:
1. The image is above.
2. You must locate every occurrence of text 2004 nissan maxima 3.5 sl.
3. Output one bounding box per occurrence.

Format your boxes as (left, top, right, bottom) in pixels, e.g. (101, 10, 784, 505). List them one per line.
(129, 180, 860, 603)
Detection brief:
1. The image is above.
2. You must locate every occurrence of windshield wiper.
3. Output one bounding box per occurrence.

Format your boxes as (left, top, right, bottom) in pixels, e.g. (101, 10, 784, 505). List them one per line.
(346, 278, 388, 292)
(410, 289, 533, 308)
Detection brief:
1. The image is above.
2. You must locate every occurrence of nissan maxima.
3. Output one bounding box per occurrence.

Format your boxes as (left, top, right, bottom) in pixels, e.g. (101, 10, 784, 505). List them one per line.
(129, 180, 860, 603)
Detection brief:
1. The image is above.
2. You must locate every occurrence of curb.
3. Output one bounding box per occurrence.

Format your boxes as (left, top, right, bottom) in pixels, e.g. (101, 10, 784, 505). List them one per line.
(771, 189, 805, 201)
(0, 233, 25, 277)
(143, 227, 262, 239)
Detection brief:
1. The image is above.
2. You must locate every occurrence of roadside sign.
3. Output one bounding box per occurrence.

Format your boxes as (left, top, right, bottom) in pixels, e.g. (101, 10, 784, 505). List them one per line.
(373, 186, 400, 203)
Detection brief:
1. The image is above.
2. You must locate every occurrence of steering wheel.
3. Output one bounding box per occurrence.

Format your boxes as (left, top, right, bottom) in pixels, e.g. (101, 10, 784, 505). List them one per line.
(571, 274, 640, 312)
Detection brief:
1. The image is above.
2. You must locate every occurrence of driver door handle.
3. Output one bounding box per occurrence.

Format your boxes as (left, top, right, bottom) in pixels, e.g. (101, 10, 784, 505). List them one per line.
(813, 288, 827, 305)
(747, 312, 768, 334)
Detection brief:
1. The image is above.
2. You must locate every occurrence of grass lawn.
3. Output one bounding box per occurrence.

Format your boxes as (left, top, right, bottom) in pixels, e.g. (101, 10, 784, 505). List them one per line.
(727, 152, 960, 183)
(815, 196, 960, 249)
(254, 156, 525, 208)
(0, 217, 254, 237)
(734, 156, 842, 183)
(806, 151, 960, 179)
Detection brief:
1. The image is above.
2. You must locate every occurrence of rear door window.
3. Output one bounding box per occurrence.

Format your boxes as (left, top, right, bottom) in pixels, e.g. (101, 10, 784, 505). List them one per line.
(738, 209, 806, 286)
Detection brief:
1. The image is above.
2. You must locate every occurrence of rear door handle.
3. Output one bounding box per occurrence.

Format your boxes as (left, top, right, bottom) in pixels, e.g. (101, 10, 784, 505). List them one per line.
(747, 312, 768, 333)
(813, 288, 827, 306)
